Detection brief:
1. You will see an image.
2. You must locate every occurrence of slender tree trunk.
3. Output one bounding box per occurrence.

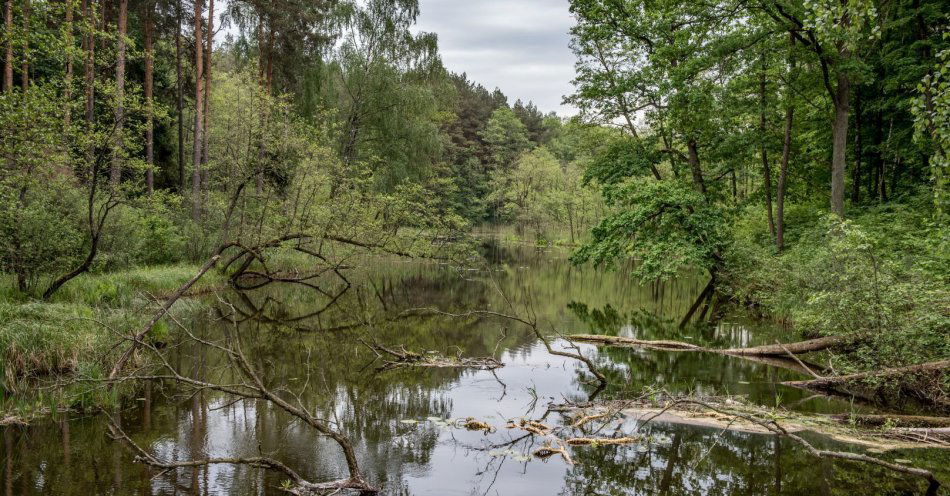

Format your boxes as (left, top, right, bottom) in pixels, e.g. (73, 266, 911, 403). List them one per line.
(851, 88, 862, 204)
(777, 33, 796, 253)
(144, 1, 154, 194)
(830, 66, 850, 217)
(201, 0, 213, 169)
(686, 138, 707, 196)
(3, 0, 11, 92)
(64, 0, 74, 127)
(111, 0, 127, 185)
(265, 28, 274, 94)
(759, 52, 775, 239)
(20, 0, 28, 91)
(878, 118, 889, 201)
(192, 0, 204, 220)
(82, 0, 95, 169)
(176, 0, 184, 190)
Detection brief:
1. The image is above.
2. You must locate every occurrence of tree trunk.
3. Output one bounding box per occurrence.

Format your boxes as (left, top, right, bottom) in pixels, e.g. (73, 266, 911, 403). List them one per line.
(830, 66, 850, 217)
(82, 0, 95, 168)
(3, 0, 11, 92)
(878, 119, 889, 201)
(111, 0, 127, 185)
(192, 0, 204, 221)
(851, 89, 862, 204)
(686, 138, 707, 196)
(777, 34, 796, 252)
(176, 0, 184, 191)
(64, 0, 74, 127)
(144, 1, 154, 194)
(759, 52, 775, 239)
(20, 0, 28, 91)
(201, 0, 213, 169)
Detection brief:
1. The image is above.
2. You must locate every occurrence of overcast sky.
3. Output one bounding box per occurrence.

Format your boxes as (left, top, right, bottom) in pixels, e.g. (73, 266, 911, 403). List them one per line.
(414, 0, 578, 116)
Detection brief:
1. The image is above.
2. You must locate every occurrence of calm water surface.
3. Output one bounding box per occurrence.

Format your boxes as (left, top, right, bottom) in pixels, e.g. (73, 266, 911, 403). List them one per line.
(2, 243, 946, 495)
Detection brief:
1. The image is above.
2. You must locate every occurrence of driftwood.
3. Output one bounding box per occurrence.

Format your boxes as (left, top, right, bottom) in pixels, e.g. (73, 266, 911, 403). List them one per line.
(364, 341, 503, 371)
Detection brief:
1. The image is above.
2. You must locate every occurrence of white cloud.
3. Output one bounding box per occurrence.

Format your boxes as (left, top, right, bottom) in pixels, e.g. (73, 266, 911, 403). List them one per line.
(415, 0, 578, 116)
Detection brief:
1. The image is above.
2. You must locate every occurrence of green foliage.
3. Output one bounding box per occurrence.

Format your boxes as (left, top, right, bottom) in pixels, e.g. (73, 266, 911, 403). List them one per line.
(912, 33, 950, 217)
(573, 178, 728, 280)
(724, 205, 950, 375)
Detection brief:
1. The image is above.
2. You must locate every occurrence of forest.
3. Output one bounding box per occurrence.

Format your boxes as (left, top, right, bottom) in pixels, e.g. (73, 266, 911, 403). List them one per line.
(0, 0, 948, 494)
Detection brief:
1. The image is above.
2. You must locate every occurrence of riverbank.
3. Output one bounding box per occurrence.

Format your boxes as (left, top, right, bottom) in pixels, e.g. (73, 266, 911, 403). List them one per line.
(719, 200, 950, 410)
(0, 264, 224, 416)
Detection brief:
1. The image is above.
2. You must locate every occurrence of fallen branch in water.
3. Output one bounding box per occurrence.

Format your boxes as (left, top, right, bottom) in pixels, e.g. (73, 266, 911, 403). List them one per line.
(363, 341, 503, 371)
(105, 413, 374, 495)
(552, 395, 943, 495)
(565, 436, 640, 446)
(569, 333, 851, 357)
(783, 360, 950, 389)
(826, 414, 950, 429)
(108, 255, 221, 381)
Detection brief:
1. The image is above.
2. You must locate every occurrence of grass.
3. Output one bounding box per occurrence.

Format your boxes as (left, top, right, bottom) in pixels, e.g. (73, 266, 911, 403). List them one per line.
(0, 302, 141, 392)
(0, 263, 225, 414)
(47, 263, 227, 307)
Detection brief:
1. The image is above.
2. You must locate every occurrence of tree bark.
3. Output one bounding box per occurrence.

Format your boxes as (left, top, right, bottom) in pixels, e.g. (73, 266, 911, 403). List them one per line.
(830, 65, 850, 217)
(176, 0, 184, 190)
(759, 52, 775, 239)
(111, 0, 127, 185)
(144, 1, 154, 194)
(192, 0, 204, 220)
(3, 0, 11, 92)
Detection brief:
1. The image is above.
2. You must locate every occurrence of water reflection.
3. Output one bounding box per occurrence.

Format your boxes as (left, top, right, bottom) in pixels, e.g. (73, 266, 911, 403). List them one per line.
(2, 244, 946, 494)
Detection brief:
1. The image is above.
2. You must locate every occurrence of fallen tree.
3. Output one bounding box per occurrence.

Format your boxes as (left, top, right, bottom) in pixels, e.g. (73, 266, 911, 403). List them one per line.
(569, 333, 851, 356)
(551, 395, 944, 495)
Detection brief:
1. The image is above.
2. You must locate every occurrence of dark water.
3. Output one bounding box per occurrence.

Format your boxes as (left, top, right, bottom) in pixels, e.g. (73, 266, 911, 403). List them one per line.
(2, 243, 946, 495)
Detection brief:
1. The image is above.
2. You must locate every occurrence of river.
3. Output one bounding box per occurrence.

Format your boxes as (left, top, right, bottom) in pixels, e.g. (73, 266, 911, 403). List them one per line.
(1, 242, 946, 495)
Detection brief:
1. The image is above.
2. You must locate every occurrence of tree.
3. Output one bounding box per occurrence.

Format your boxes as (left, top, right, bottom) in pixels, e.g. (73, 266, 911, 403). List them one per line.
(192, 0, 204, 220)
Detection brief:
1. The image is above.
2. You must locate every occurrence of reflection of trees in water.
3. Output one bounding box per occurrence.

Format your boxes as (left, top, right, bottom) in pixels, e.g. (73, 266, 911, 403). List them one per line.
(566, 302, 836, 409)
(561, 424, 923, 496)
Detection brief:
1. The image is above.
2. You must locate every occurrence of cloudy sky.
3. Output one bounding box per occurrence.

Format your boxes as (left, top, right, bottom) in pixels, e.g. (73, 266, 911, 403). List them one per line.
(414, 0, 578, 116)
